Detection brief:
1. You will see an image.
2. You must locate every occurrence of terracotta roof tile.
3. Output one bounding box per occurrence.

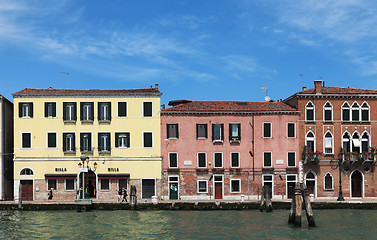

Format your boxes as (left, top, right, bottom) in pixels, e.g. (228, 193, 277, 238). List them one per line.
(162, 100, 296, 113)
(13, 86, 161, 96)
(298, 86, 377, 95)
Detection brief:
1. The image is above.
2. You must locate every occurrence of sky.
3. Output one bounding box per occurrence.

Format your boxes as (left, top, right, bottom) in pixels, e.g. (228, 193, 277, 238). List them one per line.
(1, 0, 377, 105)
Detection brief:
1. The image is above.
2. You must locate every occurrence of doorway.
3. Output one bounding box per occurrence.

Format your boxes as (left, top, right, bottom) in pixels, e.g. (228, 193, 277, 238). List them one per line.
(351, 170, 363, 198)
(79, 170, 97, 198)
(20, 180, 33, 201)
(214, 175, 223, 199)
(286, 175, 297, 199)
(169, 176, 179, 200)
(305, 171, 316, 197)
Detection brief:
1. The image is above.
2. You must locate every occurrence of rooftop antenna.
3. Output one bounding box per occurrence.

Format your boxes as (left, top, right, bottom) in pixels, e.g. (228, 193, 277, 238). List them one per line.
(261, 86, 270, 102)
(60, 72, 69, 88)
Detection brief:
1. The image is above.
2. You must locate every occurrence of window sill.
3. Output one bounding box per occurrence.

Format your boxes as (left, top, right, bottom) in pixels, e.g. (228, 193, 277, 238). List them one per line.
(64, 120, 76, 123)
(323, 121, 333, 124)
(99, 150, 111, 154)
(63, 151, 76, 154)
(197, 137, 207, 140)
(324, 189, 334, 191)
(46, 116, 57, 119)
(213, 140, 223, 144)
(99, 120, 111, 123)
(81, 120, 94, 123)
(230, 139, 241, 143)
(81, 151, 93, 153)
(305, 121, 315, 124)
(167, 137, 178, 140)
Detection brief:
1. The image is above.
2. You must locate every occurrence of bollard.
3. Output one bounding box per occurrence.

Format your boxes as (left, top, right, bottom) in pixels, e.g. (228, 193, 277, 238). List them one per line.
(288, 194, 296, 224)
(294, 184, 302, 227)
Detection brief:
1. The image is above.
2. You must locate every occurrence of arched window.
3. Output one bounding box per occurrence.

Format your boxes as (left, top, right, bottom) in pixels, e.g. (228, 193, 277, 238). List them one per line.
(342, 102, 350, 122)
(305, 171, 316, 196)
(361, 132, 370, 153)
(352, 132, 361, 153)
(324, 132, 333, 154)
(306, 102, 315, 121)
(361, 102, 369, 122)
(323, 102, 332, 122)
(306, 132, 315, 152)
(20, 168, 34, 176)
(342, 132, 351, 152)
(352, 102, 360, 121)
(324, 173, 333, 190)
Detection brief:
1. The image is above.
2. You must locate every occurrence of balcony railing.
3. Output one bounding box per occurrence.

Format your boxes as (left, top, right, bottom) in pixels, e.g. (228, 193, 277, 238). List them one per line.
(338, 151, 376, 163)
(302, 146, 321, 164)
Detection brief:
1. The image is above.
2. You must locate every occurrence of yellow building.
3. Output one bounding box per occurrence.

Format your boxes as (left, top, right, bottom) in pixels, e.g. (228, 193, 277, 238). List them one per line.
(13, 85, 162, 201)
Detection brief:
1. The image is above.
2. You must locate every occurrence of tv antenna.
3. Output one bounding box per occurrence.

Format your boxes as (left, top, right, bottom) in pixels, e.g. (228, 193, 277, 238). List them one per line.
(261, 86, 270, 102)
(60, 72, 69, 88)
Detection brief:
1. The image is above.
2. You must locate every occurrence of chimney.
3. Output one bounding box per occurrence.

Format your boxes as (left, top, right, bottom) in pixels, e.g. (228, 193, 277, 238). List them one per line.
(314, 80, 323, 94)
(302, 86, 307, 91)
(155, 83, 159, 89)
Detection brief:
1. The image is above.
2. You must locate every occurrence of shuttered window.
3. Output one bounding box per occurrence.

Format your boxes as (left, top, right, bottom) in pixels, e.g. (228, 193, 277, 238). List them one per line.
(63, 102, 77, 121)
(63, 133, 75, 152)
(263, 123, 271, 138)
(45, 102, 56, 118)
(167, 124, 179, 139)
(143, 102, 152, 117)
(22, 133, 31, 148)
(98, 102, 111, 121)
(80, 102, 94, 121)
(263, 152, 272, 167)
(214, 153, 223, 168)
(212, 124, 224, 142)
(231, 152, 240, 168)
(287, 123, 295, 138)
(142, 179, 155, 199)
(19, 102, 33, 118)
(80, 133, 92, 152)
(196, 124, 207, 139)
(47, 133, 57, 148)
(169, 153, 178, 168)
(198, 153, 206, 168)
(118, 102, 127, 117)
(115, 132, 130, 148)
(288, 152, 296, 167)
(229, 123, 241, 142)
(143, 132, 153, 148)
(98, 133, 111, 152)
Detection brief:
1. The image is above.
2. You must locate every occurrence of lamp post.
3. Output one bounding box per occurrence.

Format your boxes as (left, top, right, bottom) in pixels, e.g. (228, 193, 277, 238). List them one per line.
(337, 157, 345, 201)
(79, 154, 98, 200)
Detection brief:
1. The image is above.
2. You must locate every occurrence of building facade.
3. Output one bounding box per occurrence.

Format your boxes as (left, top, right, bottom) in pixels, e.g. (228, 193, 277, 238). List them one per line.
(285, 80, 377, 199)
(13, 85, 162, 201)
(161, 100, 299, 200)
(0, 95, 13, 200)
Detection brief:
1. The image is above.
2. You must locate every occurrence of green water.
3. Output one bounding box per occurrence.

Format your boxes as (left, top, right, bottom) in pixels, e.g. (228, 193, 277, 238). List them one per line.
(0, 209, 376, 239)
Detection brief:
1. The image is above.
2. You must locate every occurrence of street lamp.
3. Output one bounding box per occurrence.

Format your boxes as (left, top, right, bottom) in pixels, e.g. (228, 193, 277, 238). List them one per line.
(80, 154, 90, 199)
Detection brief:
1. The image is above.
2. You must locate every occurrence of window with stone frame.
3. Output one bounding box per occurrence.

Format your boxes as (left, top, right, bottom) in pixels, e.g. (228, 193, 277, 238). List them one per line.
(324, 173, 333, 190)
(342, 102, 350, 122)
(306, 102, 314, 121)
(323, 102, 332, 122)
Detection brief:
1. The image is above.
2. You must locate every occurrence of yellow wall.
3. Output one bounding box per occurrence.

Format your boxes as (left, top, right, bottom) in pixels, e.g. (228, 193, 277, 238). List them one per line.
(14, 94, 161, 180)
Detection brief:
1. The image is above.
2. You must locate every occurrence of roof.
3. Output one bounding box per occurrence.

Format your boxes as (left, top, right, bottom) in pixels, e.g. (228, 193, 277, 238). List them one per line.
(297, 86, 377, 95)
(13, 86, 161, 97)
(162, 100, 297, 114)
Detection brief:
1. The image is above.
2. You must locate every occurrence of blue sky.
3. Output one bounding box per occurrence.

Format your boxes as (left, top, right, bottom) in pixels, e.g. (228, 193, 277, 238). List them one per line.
(1, 0, 377, 104)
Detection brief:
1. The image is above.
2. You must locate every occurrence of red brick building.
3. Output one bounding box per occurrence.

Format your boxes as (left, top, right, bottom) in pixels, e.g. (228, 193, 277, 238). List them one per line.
(284, 80, 377, 199)
(161, 100, 299, 200)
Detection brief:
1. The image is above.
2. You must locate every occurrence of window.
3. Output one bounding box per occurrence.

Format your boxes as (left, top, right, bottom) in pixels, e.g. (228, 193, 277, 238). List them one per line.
(20, 168, 33, 175)
(143, 132, 153, 148)
(197, 180, 208, 193)
(98, 133, 111, 152)
(115, 132, 130, 148)
(98, 102, 111, 121)
(263, 123, 271, 138)
(47, 133, 57, 148)
(167, 124, 179, 139)
(65, 179, 75, 190)
(231, 152, 240, 168)
(212, 124, 224, 142)
(306, 132, 315, 152)
(324, 132, 333, 154)
(80, 102, 94, 121)
(287, 123, 295, 138)
(324, 173, 333, 190)
(287, 152, 296, 167)
(169, 153, 178, 168)
(196, 124, 207, 139)
(45, 102, 56, 118)
(118, 102, 127, 117)
(229, 123, 241, 142)
(342, 102, 350, 121)
(352, 102, 360, 121)
(198, 153, 206, 168)
(143, 102, 152, 117)
(22, 133, 31, 148)
(342, 132, 351, 153)
(230, 179, 241, 193)
(214, 152, 223, 168)
(100, 179, 110, 190)
(263, 152, 272, 167)
(63, 102, 77, 121)
(352, 132, 361, 153)
(19, 102, 33, 118)
(306, 102, 314, 121)
(119, 179, 128, 189)
(323, 102, 332, 122)
(361, 102, 369, 122)
(63, 133, 75, 152)
(262, 175, 273, 195)
(141, 179, 155, 199)
(361, 132, 369, 153)
(48, 179, 57, 190)
(80, 133, 92, 152)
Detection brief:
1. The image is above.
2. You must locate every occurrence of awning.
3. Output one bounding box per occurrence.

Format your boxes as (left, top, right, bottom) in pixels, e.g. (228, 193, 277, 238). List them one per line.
(98, 174, 130, 180)
(45, 174, 76, 180)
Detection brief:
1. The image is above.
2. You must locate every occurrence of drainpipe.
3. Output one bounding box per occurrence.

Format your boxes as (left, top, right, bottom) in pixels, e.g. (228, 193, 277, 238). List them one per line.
(161, 171, 164, 201)
(247, 171, 250, 200)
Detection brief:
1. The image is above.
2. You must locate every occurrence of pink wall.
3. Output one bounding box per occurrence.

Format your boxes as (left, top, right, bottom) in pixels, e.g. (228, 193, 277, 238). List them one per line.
(161, 114, 299, 171)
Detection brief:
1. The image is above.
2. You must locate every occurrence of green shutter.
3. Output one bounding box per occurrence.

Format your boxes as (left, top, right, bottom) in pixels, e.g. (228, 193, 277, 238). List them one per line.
(98, 103, 101, 121)
(107, 133, 111, 151)
(30, 103, 33, 118)
(45, 102, 48, 117)
(176, 124, 179, 139)
(115, 133, 119, 147)
(212, 124, 215, 141)
(167, 124, 170, 139)
(80, 133, 84, 152)
(98, 133, 102, 151)
(221, 124, 224, 140)
(22, 133, 31, 148)
(52, 103, 56, 117)
(63, 133, 67, 152)
(19, 103, 22, 118)
(63, 103, 67, 120)
(127, 133, 130, 148)
(238, 124, 241, 140)
(88, 133, 92, 151)
(90, 102, 94, 120)
(108, 103, 112, 121)
(118, 102, 126, 117)
(80, 103, 83, 121)
(72, 134, 76, 152)
(48, 133, 56, 148)
(143, 102, 152, 117)
(144, 133, 152, 147)
(229, 123, 232, 141)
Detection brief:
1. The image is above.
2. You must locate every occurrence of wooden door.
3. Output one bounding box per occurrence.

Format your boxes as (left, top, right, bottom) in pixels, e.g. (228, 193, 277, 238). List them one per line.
(20, 180, 33, 201)
(351, 171, 362, 197)
(169, 183, 178, 200)
(215, 182, 222, 199)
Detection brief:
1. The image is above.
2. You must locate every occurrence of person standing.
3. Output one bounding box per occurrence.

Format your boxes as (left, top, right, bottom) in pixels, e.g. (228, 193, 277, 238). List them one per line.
(48, 188, 53, 200)
(117, 187, 122, 202)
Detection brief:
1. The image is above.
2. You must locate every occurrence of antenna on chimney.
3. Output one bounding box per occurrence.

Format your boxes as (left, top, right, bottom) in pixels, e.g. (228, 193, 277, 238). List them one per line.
(60, 72, 69, 88)
(261, 86, 270, 102)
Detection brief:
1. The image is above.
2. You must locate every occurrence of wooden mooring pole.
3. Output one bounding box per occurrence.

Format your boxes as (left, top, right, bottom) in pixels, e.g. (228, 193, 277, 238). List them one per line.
(260, 185, 272, 212)
(302, 184, 316, 227)
(288, 183, 316, 227)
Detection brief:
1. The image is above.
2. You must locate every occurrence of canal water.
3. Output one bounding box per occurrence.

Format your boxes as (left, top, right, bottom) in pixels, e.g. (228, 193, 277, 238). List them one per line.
(0, 209, 376, 239)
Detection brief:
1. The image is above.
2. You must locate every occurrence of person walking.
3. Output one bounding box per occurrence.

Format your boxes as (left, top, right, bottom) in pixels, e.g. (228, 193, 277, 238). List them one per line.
(48, 188, 53, 200)
(117, 187, 122, 202)
(122, 188, 128, 202)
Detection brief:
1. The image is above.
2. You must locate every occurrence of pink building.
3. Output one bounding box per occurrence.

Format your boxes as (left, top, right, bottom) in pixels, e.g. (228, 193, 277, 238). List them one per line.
(161, 100, 299, 200)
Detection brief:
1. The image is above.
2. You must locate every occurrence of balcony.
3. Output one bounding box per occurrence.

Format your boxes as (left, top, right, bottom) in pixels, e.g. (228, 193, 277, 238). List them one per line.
(338, 151, 376, 163)
(302, 146, 321, 164)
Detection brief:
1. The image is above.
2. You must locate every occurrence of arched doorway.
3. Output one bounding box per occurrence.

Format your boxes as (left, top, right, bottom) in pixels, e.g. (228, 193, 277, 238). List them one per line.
(305, 171, 316, 197)
(351, 170, 363, 198)
(79, 170, 97, 198)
